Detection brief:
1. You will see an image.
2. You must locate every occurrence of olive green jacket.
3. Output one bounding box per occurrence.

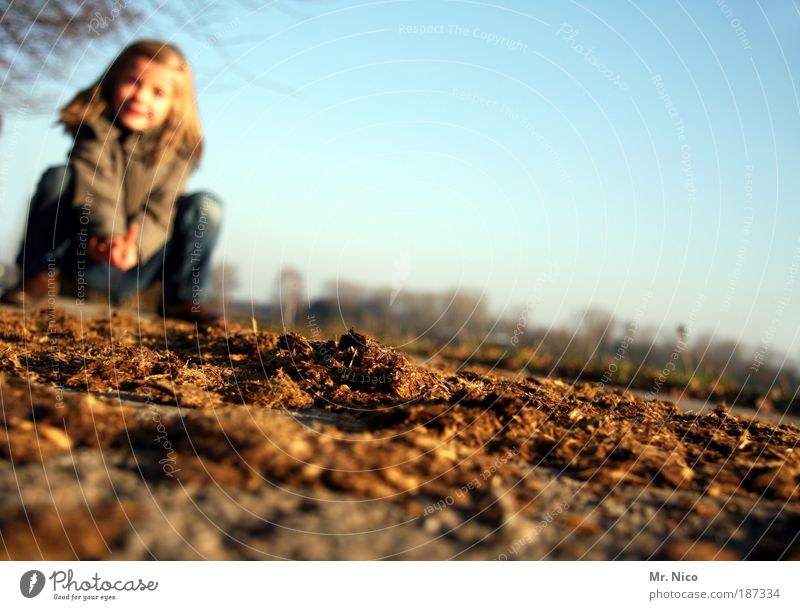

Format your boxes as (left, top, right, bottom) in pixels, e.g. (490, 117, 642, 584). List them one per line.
(69, 114, 194, 262)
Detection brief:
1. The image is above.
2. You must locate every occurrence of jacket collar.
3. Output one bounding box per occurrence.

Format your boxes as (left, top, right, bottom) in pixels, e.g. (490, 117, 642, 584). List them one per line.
(85, 111, 165, 160)
(88, 111, 164, 144)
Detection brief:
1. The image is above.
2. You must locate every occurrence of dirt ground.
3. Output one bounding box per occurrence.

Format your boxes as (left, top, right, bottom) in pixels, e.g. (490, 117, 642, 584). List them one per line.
(1, 306, 798, 560)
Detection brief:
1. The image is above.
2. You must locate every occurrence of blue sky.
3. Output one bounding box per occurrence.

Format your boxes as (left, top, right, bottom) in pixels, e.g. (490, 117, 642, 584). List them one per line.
(1, 0, 799, 364)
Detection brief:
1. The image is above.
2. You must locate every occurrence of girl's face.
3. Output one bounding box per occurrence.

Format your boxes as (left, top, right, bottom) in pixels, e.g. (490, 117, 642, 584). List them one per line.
(111, 56, 177, 131)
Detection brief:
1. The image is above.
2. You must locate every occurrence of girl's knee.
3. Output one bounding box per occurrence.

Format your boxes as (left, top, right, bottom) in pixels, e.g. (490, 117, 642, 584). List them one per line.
(176, 191, 223, 233)
(37, 165, 73, 199)
(181, 191, 223, 217)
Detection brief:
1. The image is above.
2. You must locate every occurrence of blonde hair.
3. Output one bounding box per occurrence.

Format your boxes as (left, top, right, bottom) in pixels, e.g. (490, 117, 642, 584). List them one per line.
(60, 40, 203, 165)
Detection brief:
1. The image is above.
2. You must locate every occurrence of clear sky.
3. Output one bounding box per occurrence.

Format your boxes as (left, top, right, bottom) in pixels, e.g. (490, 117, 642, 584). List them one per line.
(1, 0, 799, 364)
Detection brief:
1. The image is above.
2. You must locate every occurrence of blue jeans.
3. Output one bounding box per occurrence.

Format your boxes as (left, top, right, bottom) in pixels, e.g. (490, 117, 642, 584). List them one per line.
(15, 165, 223, 305)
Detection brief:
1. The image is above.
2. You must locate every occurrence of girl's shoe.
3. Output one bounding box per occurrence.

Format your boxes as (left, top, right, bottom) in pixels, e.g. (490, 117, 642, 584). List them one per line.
(160, 301, 221, 324)
(0, 273, 54, 306)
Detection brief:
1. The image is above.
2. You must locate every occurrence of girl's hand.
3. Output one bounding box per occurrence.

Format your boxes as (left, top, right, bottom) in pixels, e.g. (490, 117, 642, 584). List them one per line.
(87, 235, 113, 264)
(109, 223, 139, 271)
(87, 224, 139, 270)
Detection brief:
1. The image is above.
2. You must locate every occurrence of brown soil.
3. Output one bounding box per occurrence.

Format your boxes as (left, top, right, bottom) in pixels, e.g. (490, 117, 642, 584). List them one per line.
(1, 307, 799, 559)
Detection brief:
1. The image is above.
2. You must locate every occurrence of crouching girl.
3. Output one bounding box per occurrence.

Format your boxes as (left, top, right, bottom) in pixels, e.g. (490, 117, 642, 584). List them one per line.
(2, 40, 222, 323)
